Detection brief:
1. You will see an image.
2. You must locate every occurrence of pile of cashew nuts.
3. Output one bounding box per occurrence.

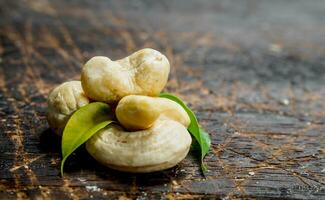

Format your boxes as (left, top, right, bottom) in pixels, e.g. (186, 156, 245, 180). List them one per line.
(47, 48, 192, 173)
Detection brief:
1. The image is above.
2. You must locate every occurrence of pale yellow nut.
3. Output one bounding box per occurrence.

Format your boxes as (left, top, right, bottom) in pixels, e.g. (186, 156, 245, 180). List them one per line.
(116, 95, 190, 131)
(81, 48, 170, 103)
(46, 81, 90, 135)
(86, 119, 192, 173)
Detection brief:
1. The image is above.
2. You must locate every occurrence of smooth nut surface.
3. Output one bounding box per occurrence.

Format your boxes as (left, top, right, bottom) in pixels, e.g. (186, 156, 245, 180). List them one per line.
(47, 81, 90, 135)
(81, 48, 170, 103)
(116, 95, 190, 131)
(86, 119, 192, 173)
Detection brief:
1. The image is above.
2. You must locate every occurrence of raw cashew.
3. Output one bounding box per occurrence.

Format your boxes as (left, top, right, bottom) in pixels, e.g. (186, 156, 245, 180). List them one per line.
(86, 119, 192, 173)
(81, 48, 170, 103)
(47, 81, 90, 135)
(116, 95, 190, 131)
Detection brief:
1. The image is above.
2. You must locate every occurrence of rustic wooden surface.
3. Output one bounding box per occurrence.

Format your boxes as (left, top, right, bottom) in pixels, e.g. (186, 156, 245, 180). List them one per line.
(1, 0, 325, 199)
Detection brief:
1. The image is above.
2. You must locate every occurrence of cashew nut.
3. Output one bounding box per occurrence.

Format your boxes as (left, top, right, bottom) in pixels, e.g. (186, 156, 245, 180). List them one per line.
(81, 48, 170, 103)
(47, 81, 90, 135)
(116, 95, 190, 131)
(86, 119, 192, 173)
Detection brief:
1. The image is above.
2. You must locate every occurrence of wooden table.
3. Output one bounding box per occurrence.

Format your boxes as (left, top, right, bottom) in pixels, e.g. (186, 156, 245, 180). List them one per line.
(1, 0, 325, 199)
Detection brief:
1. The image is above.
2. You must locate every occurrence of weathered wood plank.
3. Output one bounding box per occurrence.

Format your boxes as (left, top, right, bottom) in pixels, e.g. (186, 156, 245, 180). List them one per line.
(0, 0, 325, 199)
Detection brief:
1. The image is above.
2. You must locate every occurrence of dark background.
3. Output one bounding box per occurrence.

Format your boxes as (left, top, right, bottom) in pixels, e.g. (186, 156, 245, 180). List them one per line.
(0, 0, 325, 199)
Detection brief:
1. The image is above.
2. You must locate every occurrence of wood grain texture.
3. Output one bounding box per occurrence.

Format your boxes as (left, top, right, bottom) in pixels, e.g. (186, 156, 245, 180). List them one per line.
(1, 0, 325, 199)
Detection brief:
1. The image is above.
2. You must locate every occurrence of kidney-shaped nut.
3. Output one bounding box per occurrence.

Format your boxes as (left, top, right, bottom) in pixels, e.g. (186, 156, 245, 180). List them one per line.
(116, 95, 190, 131)
(86, 119, 192, 173)
(81, 48, 170, 103)
(47, 81, 90, 135)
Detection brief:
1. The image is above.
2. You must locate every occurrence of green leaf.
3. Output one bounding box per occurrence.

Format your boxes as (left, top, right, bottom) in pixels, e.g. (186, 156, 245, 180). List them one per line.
(198, 128, 211, 171)
(159, 92, 211, 172)
(61, 102, 114, 176)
